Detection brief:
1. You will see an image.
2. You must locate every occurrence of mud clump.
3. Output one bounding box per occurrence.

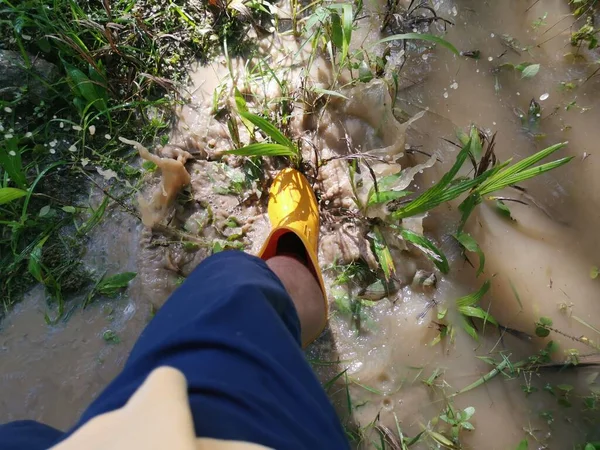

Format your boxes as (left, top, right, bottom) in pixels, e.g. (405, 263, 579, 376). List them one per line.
(119, 137, 192, 227)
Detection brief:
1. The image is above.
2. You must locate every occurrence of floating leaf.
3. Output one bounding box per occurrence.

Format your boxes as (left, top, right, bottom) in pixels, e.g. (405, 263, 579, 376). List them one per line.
(456, 281, 491, 308)
(539, 316, 553, 326)
(97, 272, 137, 295)
(462, 316, 479, 341)
(520, 63, 540, 79)
(516, 439, 528, 450)
(590, 266, 599, 279)
(458, 305, 498, 326)
(454, 231, 485, 276)
(495, 199, 514, 220)
(400, 228, 449, 274)
(535, 326, 550, 338)
(103, 329, 120, 344)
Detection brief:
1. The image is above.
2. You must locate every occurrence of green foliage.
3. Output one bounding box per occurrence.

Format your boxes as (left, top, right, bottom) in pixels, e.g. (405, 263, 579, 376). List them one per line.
(454, 231, 485, 276)
(392, 139, 478, 220)
(0, 0, 265, 313)
(498, 62, 541, 79)
(456, 281, 498, 340)
(0, 187, 27, 205)
(399, 228, 449, 274)
(370, 226, 395, 280)
(102, 329, 120, 344)
(305, 3, 355, 75)
(570, 17, 599, 49)
(96, 272, 137, 296)
(439, 404, 476, 442)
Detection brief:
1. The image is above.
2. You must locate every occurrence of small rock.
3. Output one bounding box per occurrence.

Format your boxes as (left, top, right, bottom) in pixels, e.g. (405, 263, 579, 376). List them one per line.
(0, 50, 59, 102)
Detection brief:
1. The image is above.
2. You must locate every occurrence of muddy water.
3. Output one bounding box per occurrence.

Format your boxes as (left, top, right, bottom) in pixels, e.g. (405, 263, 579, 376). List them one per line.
(2, 0, 600, 448)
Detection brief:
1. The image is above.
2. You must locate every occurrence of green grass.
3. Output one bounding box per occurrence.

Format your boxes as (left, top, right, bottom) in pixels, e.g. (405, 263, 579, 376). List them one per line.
(0, 0, 266, 316)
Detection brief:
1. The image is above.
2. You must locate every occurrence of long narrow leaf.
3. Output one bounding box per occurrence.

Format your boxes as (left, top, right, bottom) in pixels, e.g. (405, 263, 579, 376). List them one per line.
(225, 143, 297, 157)
(377, 33, 460, 56)
(454, 231, 485, 276)
(368, 190, 411, 206)
(393, 140, 474, 219)
(400, 229, 449, 274)
(0, 138, 26, 189)
(461, 317, 479, 341)
(311, 86, 349, 99)
(481, 157, 573, 194)
(239, 111, 295, 150)
(476, 142, 567, 194)
(458, 305, 498, 326)
(0, 187, 27, 205)
(371, 226, 395, 280)
(454, 357, 511, 395)
(456, 281, 490, 307)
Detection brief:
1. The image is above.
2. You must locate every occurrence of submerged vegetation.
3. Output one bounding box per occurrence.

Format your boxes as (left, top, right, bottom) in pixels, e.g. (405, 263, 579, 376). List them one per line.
(1, 0, 600, 448)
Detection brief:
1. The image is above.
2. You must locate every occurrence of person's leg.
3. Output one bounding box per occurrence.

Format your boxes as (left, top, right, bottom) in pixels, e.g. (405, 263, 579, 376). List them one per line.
(0, 420, 63, 450)
(266, 255, 326, 345)
(60, 251, 348, 450)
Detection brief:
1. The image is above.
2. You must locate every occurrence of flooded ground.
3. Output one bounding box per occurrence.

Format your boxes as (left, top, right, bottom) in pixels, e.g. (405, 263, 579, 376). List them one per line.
(2, 0, 600, 448)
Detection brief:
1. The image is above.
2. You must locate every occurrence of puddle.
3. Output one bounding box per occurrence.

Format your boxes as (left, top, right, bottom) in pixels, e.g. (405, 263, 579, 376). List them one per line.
(1, 0, 600, 447)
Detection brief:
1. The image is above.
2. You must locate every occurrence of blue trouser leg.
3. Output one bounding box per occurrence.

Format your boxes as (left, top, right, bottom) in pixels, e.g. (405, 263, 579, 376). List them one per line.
(0, 251, 349, 450)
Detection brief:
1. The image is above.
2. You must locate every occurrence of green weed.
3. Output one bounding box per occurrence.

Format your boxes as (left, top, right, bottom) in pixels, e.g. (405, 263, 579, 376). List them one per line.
(0, 0, 265, 316)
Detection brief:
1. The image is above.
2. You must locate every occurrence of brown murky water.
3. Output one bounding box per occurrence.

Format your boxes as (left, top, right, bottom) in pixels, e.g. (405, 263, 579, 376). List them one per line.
(2, 0, 600, 447)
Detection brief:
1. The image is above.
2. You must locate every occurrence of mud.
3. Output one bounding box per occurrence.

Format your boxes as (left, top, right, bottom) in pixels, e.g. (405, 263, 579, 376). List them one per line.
(2, 0, 600, 448)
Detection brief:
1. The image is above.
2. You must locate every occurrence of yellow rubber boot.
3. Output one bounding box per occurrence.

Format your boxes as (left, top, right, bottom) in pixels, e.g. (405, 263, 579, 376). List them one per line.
(258, 168, 327, 342)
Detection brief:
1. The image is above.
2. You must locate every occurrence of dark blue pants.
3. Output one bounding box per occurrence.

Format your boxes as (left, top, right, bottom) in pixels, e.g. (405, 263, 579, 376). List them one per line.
(1, 251, 349, 449)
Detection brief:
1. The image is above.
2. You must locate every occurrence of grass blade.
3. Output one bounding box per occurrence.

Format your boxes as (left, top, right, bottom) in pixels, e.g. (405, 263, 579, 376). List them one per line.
(0, 138, 26, 189)
(97, 272, 137, 295)
(238, 110, 295, 150)
(454, 357, 510, 396)
(311, 86, 349, 99)
(392, 139, 473, 219)
(400, 228, 449, 274)
(368, 190, 411, 206)
(454, 231, 485, 276)
(225, 143, 297, 157)
(461, 316, 479, 341)
(476, 142, 567, 194)
(458, 305, 498, 326)
(377, 33, 460, 56)
(324, 368, 348, 391)
(456, 281, 490, 307)
(372, 226, 395, 280)
(0, 187, 28, 205)
(481, 157, 573, 194)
